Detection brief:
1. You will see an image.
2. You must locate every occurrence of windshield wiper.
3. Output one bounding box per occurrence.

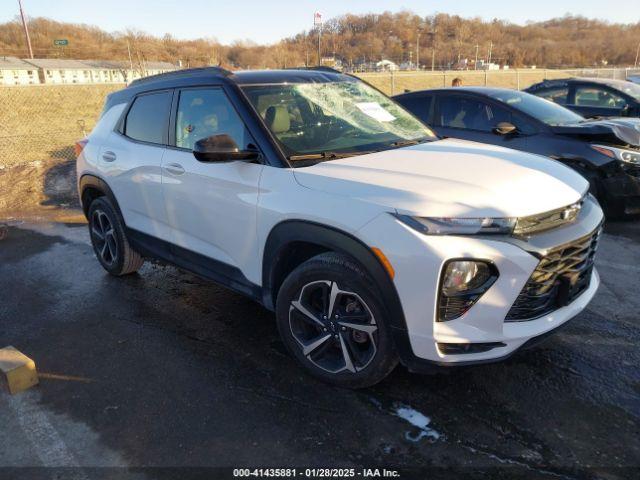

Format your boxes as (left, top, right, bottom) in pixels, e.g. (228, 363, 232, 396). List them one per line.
(288, 151, 362, 161)
(388, 136, 433, 148)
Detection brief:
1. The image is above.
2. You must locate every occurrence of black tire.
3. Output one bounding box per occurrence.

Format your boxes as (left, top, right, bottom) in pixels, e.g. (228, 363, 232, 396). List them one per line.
(275, 252, 398, 388)
(87, 196, 144, 276)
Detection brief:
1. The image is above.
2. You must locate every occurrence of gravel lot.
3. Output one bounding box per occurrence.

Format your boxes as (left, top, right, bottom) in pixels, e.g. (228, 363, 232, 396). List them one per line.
(0, 215, 638, 479)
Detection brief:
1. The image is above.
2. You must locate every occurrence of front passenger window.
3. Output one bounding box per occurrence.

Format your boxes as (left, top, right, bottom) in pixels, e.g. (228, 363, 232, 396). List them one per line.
(176, 89, 252, 150)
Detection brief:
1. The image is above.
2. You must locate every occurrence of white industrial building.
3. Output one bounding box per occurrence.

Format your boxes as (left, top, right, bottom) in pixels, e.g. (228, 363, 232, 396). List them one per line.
(0, 58, 177, 85)
(26, 59, 96, 84)
(0, 57, 38, 85)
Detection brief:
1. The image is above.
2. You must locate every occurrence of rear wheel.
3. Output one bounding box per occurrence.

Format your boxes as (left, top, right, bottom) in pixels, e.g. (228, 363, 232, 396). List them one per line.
(88, 197, 144, 276)
(276, 252, 398, 388)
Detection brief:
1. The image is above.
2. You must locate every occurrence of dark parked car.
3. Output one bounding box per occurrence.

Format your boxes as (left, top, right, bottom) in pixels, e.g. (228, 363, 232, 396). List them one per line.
(394, 87, 640, 216)
(525, 78, 640, 119)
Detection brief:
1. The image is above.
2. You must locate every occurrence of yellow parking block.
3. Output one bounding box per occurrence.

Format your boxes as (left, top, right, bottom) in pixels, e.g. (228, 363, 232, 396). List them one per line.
(0, 346, 39, 395)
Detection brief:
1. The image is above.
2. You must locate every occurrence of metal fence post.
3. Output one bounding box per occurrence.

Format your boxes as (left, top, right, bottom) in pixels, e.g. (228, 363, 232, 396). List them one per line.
(484, 69, 488, 86)
(390, 70, 395, 95)
(516, 70, 520, 90)
(443, 70, 446, 87)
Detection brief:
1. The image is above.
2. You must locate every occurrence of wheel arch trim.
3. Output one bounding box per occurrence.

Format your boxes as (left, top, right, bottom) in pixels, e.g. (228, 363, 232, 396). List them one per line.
(262, 220, 414, 363)
(79, 174, 124, 221)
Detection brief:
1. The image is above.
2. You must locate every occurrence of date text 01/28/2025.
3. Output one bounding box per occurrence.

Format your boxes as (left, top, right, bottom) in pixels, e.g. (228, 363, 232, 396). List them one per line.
(232, 468, 401, 478)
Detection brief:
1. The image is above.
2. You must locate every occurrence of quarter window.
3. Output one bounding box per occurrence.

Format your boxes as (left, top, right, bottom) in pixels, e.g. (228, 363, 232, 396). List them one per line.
(175, 88, 252, 150)
(124, 91, 172, 144)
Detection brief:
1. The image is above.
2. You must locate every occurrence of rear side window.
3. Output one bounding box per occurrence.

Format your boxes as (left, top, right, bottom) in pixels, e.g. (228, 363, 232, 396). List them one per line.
(397, 94, 434, 124)
(124, 91, 172, 144)
(438, 96, 495, 131)
(535, 87, 569, 105)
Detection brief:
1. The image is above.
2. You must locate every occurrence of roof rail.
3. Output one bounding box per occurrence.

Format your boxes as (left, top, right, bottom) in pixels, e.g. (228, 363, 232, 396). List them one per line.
(128, 66, 233, 87)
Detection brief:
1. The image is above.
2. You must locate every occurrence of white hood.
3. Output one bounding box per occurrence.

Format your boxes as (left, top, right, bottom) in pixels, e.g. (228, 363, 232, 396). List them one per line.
(293, 139, 588, 218)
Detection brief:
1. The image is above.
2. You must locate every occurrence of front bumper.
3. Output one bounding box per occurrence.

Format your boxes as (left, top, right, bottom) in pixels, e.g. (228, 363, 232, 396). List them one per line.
(356, 197, 603, 368)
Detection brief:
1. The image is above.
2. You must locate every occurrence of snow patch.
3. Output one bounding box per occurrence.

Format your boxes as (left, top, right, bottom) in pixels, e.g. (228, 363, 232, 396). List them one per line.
(394, 405, 441, 442)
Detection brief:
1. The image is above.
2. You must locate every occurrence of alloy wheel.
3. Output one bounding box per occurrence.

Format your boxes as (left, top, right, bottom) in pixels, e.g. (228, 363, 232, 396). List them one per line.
(289, 280, 378, 374)
(91, 210, 118, 266)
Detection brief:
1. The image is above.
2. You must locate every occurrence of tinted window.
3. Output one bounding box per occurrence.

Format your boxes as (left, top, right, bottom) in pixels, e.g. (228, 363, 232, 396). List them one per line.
(397, 94, 434, 124)
(536, 86, 569, 105)
(486, 89, 583, 126)
(573, 86, 627, 109)
(125, 91, 172, 144)
(438, 96, 507, 132)
(176, 88, 252, 150)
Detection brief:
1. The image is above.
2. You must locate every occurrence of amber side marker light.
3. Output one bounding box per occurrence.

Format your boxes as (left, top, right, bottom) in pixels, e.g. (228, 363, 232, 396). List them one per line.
(74, 138, 88, 158)
(371, 247, 395, 279)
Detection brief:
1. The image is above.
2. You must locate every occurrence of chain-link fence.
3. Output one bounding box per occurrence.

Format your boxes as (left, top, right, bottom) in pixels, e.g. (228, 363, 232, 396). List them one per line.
(0, 68, 639, 215)
(0, 83, 123, 168)
(358, 67, 640, 95)
(0, 83, 123, 216)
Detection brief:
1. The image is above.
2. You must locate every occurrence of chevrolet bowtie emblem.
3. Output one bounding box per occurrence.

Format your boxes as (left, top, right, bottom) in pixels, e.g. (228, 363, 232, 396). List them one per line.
(561, 202, 581, 221)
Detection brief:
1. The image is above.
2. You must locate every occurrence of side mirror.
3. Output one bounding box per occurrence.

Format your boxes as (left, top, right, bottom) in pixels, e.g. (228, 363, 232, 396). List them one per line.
(493, 122, 517, 136)
(193, 134, 260, 162)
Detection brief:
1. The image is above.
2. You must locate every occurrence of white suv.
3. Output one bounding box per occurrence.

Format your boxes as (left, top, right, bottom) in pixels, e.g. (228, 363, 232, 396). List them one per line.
(76, 68, 603, 388)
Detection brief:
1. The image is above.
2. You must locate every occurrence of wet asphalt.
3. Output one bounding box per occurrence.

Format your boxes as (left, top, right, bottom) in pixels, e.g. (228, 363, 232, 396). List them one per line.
(0, 216, 638, 480)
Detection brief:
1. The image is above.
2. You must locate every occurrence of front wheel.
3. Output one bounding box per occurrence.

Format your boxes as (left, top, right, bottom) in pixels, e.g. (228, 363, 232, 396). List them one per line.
(275, 252, 398, 388)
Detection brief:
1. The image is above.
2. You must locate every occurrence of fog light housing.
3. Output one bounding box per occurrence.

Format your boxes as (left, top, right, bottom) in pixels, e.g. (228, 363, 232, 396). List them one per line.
(438, 260, 498, 321)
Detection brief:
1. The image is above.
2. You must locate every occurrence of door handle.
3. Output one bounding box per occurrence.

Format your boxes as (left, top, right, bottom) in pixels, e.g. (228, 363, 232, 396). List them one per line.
(164, 163, 185, 176)
(102, 151, 117, 162)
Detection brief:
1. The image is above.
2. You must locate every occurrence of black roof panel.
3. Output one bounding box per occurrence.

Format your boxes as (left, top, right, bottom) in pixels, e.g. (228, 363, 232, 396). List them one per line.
(106, 67, 355, 105)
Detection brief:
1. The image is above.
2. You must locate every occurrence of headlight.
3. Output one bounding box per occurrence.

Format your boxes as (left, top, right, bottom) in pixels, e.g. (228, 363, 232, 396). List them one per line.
(439, 260, 498, 321)
(394, 214, 516, 235)
(592, 145, 640, 165)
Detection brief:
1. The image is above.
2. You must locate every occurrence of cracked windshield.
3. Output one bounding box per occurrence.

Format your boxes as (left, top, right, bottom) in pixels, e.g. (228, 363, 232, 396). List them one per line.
(243, 80, 435, 161)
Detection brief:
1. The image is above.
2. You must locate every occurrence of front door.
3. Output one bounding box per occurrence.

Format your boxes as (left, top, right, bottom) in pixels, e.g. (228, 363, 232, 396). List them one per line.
(161, 87, 264, 278)
(568, 85, 630, 118)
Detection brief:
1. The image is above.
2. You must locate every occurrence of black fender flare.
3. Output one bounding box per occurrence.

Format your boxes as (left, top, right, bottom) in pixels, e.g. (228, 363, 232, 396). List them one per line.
(262, 220, 415, 365)
(78, 174, 123, 220)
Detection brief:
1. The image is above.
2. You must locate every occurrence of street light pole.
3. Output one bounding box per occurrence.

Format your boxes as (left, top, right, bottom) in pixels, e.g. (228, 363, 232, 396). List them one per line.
(17, 0, 34, 59)
(416, 32, 420, 71)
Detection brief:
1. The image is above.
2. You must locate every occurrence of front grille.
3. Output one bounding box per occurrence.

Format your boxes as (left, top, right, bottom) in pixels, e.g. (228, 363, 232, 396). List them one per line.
(505, 227, 602, 322)
(513, 197, 584, 236)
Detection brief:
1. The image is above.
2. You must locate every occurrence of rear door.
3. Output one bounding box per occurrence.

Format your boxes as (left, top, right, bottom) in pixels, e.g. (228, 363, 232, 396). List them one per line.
(433, 93, 535, 150)
(567, 84, 631, 118)
(160, 86, 264, 277)
(102, 90, 172, 239)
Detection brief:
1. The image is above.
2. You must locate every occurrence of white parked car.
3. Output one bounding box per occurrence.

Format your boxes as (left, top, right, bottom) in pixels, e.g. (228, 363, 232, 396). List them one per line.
(76, 68, 603, 387)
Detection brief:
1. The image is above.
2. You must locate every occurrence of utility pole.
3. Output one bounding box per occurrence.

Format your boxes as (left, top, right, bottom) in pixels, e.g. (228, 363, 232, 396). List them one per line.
(126, 40, 134, 70)
(314, 12, 322, 66)
(17, 0, 34, 59)
(635, 40, 640, 68)
(474, 44, 479, 70)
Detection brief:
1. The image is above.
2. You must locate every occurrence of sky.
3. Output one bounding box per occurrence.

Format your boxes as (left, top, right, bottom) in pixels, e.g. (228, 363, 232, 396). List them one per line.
(2, 0, 638, 45)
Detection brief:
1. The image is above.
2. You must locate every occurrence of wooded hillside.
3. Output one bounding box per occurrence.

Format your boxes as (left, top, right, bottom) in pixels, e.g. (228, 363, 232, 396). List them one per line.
(1, 13, 639, 69)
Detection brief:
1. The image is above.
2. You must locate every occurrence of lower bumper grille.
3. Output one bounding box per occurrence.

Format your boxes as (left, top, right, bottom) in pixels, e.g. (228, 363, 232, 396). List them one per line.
(505, 227, 602, 322)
